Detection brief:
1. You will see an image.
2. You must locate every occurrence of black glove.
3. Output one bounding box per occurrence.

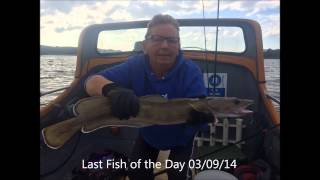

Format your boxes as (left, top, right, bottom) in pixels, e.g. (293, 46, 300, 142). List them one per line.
(187, 109, 215, 124)
(102, 83, 140, 120)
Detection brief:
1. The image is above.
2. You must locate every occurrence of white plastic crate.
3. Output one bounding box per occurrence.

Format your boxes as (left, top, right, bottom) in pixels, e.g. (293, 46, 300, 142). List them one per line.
(194, 118, 246, 148)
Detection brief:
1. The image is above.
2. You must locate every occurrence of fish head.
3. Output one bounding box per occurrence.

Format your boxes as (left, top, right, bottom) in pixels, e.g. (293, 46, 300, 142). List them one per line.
(188, 101, 217, 124)
(206, 97, 254, 118)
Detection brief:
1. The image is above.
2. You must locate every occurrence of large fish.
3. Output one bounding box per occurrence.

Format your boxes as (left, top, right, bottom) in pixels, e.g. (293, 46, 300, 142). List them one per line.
(42, 95, 253, 149)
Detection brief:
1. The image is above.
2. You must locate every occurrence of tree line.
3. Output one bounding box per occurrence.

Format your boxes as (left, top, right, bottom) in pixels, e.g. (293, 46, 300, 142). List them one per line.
(41, 45, 280, 59)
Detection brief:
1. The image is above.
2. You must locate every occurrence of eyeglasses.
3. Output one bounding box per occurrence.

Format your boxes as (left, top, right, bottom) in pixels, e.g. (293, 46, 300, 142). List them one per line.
(145, 35, 180, 45)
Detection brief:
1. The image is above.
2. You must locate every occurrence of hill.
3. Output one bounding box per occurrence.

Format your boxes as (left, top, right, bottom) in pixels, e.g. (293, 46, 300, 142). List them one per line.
(40, 45, 121, 55)
(263, 49, 280, 59)
(40, 45, 77, 55)
(40, 45, 279, 58)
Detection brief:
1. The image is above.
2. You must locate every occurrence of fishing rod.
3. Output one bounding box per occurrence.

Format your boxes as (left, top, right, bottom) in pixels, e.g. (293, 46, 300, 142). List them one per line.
(212, 0, 220, 97)
(40, 86, 69, 97)
(202, 0, 210, 96)
(153, 123, 280, 177)
(202, 0, 220, 97)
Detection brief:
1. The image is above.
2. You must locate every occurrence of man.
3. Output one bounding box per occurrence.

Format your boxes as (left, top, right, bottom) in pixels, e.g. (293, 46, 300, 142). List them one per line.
(85, 14, 212, 180)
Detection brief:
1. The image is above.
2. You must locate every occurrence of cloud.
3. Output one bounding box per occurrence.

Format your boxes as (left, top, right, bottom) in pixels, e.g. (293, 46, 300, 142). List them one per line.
(41, 0, 280, 34)
(40, 9, 45, 15)
(221, 28, 241, 37)
(41, 1, 132, 29)
(109, 9, 134, 21)
(148, 0, 279, 19)
(41, 0, 279, 49)
(183, 0, 249, 16)
(41, 0, 280, 26)
(220, 0, 279, 12)
(142, 0, 167, 7)
(41, 28, 82, 47)
(40, 1, 98, 15)
(46, 20, 53, 24)
(55, 26, 83, 33)
(259, 14, 280, 38)
(212, 1, 280, 39)
(41, 1, 134, 46)
(245, 1, 280, 16)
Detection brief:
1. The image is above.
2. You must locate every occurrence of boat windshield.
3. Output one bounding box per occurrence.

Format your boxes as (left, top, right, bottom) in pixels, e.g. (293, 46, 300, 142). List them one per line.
(97, 26, 245, 54)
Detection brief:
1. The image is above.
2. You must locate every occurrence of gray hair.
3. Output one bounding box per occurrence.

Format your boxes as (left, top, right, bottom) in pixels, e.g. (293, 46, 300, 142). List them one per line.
(145, 14, 180, 39)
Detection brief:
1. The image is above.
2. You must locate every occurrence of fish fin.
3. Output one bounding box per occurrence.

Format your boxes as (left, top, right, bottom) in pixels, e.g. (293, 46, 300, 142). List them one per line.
(188, 101, 207, 112)
(82, 117, 147, 133)
(139, 95, 168, 103)
(42, 117, 81, 149)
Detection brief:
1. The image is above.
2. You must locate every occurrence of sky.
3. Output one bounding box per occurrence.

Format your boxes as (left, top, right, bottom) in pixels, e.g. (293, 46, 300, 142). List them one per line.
(40, 0, 280, 50)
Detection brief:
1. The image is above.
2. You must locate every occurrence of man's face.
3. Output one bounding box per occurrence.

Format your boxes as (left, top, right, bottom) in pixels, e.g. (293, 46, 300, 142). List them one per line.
(143, 24, 180, 68)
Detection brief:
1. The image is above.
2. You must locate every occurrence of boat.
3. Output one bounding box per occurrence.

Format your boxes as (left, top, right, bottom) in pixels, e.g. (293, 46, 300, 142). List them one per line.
(40, 18, 280, 180)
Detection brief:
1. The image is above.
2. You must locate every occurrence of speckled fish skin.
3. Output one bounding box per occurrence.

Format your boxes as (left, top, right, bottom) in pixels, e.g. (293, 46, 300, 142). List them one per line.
(42, 95, 253, 149)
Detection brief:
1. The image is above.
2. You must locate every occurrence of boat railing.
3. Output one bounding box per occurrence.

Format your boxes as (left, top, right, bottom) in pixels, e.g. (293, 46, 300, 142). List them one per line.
(195, 118, 246, 148)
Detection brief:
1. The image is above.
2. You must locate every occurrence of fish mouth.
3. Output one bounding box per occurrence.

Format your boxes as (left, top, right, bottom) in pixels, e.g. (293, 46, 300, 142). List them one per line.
(239, 109, 253, 114)
(214, 108, 253, 118)
(233, 107, 253, 116)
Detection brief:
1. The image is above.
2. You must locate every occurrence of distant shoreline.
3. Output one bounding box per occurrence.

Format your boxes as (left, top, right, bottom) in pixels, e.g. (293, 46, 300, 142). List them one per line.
(40, 45, 280, 59)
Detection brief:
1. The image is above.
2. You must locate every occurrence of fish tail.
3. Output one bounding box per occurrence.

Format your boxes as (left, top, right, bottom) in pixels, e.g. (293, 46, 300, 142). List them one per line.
(42, 117, 81, 149)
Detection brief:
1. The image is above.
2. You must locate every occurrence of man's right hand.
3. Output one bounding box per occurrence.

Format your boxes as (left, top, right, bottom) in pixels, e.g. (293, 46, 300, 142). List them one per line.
(102, 83, 140, 120)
